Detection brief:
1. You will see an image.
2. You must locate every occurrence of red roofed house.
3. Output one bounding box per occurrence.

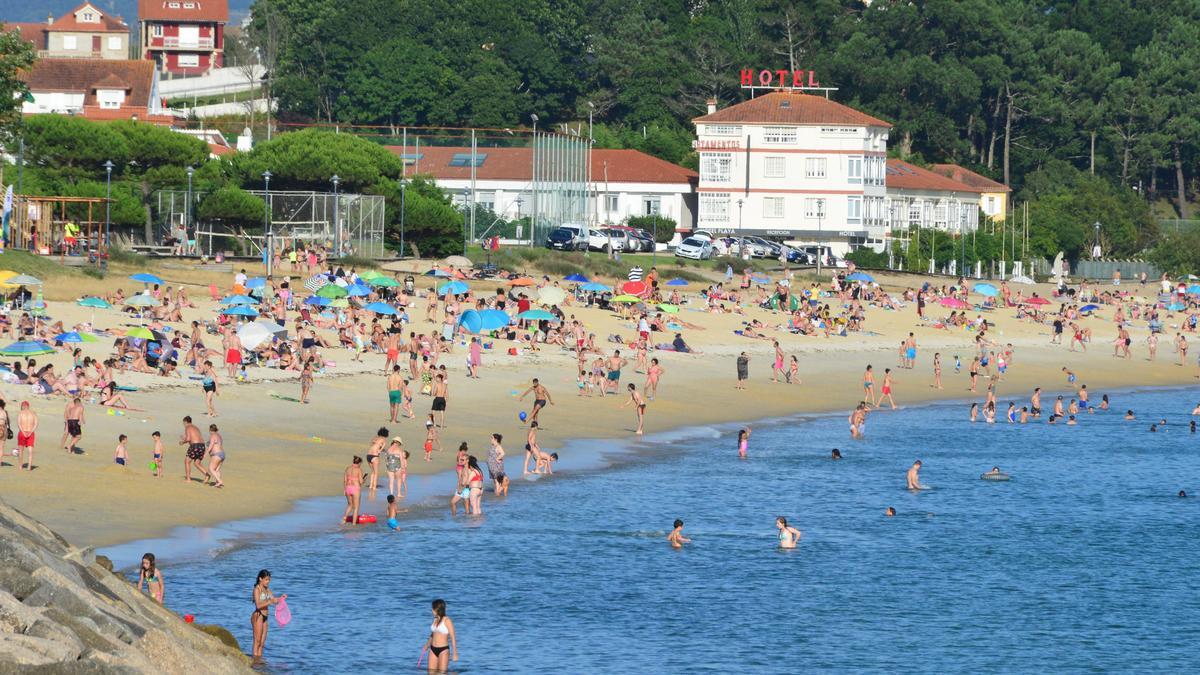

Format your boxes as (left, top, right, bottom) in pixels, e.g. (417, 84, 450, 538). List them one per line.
(4, 3, 130, 60)
(884, 159, 982, 240)
(385, 146, 698, 233)
(929, 163, 1011, 222)
(20, 58, 173, 124)
(138, 0, 227, 76)
(692, 91, 891, 254)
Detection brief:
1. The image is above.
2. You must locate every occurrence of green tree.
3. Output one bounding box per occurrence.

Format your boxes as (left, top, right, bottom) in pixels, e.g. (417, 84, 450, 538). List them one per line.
(376, 176, 462, 257)
(626, 215, 676, 243)
(198, 186, 267, 226)
(21, 116, 129, 184)
(231, 129, 403, 191)
(110, 121, 209, 243)
(0, 26, 35, 145)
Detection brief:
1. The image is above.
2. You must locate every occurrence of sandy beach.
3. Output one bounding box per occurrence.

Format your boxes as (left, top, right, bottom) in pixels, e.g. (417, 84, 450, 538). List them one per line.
(2, 260, 1195, 548)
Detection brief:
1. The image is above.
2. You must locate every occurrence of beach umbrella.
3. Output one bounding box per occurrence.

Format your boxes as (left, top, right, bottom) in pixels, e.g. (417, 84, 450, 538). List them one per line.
(437, 280, 469, 296)
(303, 274, 329, 291)
(1080, 304, 1100, 313)
(458, 309, 484, 334)
(368, 276, 400, 287)
(750, 276, 771, 285)
(516, 309, 558, 322)
(0, 271, 16, 283)
(1025, 296, 1049, 306)
(478, 309, 511, 330)
(564, 273, 589, 283)
(328, 298, 350, 309)
(657, 303, 680, 313)
(125, 295, 158, 307)
(358, 269, 384, 281)
(846, 272, 873, 282)
(220, 294, 259, 306)
(507, 277, 535, 287)
(316, 284, 348, 299)
(621, 280, 649, 296)
(53, 331, 97, 344)
(237, 322, 274, 350)
(364, 301, 398, 315)
(581, 282, 612, 293)
(1187, 285, 1200, 295)
(537, 287, 567, 305)
(222, 305, 260, 317)
(7, 274, 42, 286)
(1168, 302, 1185, 311)
(424, 269, 452, 277)
(129, 273, 164, 285)
(939, 297, 968, 309)
(0, 340, 53, 356)
(612, 294, 642, 303)
(244, 277, 267, 290)
(443, 255, 472, 268)
(1010, 275, 1035, 285)
(77, 297, 112, 309)
(974, 283, 999, 297)
(665, 278, 689, 286)
(345, 283, 373, 297)
(125, 327, 156, 340)
(303, 295, 330, 307)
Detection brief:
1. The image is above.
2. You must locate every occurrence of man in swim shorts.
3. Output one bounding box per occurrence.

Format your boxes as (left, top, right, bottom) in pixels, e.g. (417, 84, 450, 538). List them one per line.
(16, 401, 37, 471)
(604, 350, 628, 395)
(180, 416, 210, 483)
(223, 329, 243, 378)
(61, 397, 84, 455)
(387, 366, 405, 423)
(519, 378, 553, 424)
(430, 373, 448, 428)
(906, 460, 924, 490)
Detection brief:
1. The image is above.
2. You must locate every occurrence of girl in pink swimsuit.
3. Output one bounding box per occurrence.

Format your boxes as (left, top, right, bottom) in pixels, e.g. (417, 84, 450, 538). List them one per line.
(737, 428, 751, 458)
(342, 456, 363, 524)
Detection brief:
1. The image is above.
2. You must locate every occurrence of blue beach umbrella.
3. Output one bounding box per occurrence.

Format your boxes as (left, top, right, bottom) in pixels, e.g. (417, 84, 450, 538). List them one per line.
(303, 295, 330, 307)
(424, 269, 452, 277)
(125, 295, 158, 307)
(580, 282, 612, 292)
(974, 283, 999, 297)
(0, 340, 54, 356)
(345, 283, 373, 297)
(243, 277, 267, 289)
(751, 275, 771, 284)
(364, 302, 397, 315)
(847, 272, 874, 282)
(1187, 285, 1200, 295)
(666, 278, 689, 286)
(1167, 302, 1185, 311)
(516, 309, 558, 322)
(458, 309, 484, 334)
(53, 332, 96, 344)
(222, 305, 259, 317)
(129, 273, 163, 285)
(1079, 304, 1100, 313)
(437, 280, 469, 296)
(220, 294, 258, 306)
(564, 273, 589, 283)
(478, 309, 511, 330)
(77, 297, 112, 309)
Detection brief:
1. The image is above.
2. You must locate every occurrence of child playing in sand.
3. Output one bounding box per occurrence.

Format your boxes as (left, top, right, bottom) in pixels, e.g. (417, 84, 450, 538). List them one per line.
(114, 434, 128, 466)
(534, 450, 558, 474)
(151, 431, 164, 477)
(577, 370, 590, 397)
(423, 416, 439, 461)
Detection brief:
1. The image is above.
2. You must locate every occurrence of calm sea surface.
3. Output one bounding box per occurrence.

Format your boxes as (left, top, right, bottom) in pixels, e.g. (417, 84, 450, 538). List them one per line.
(109, 388, 1200, 673)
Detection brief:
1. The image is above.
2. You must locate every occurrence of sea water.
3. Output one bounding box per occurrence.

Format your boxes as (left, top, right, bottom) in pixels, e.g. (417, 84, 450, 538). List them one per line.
(113, 388, 1200, 673)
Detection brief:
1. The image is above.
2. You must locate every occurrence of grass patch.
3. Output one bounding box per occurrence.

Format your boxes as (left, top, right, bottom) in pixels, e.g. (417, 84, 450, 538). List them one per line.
(107, 246, 148, 267)
(338, 255, 380, 270)
(81, 268, 106, 279)
(463, 246, 722, 283)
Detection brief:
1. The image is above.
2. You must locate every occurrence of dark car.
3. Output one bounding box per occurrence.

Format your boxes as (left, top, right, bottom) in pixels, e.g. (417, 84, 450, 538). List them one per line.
(546, 227, 583, 251)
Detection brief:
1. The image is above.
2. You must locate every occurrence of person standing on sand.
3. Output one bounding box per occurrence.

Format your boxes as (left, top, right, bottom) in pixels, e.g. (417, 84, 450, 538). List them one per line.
(431, 373, 449, 428)
(623, 383, 647, 435)
(772, 340, 785, 382)
(931, 352, 942, 389)
(519, 378, 553, 424)
(0, 400, 9, 459)
(905, 333, 918, 369)
(222, 329, 242, 378)
(206, 424, 225, 488)
(385, 330, 401, 372)
(299, 358, 315, 404)
(907, 460, 926, 490)
(879, 368, 897, 409)
(343, 456, 364, 524)
(736, 352, 749, 390)
(605, 350, 628, 395)
(17, 402, 37, 471)
(862, 365, 875, 401)
(387, 366, 405, 423)
(61, 397, 84, 455)
(646, 358, 666, 399)
(198, 360, 219, 417)
(776, 516, 802, 548)
(251, 570, 285, 662)
(179, 416, 208, 483)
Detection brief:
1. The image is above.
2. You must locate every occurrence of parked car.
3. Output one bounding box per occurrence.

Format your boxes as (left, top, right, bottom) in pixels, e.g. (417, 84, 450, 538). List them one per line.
(585, 228, 614, 252)
(786, 248, 814, 264)
(546, 227, 586, 251)
(675, 237, 714, 260)
(727, 237, 769, 258)
(801, 245, 847, 268)
(589, 228, 630, 253)
(628, 229, 657, 253)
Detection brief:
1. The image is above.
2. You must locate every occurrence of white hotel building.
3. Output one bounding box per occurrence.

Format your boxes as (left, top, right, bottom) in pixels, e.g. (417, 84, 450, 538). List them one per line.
(692, 91, 892, 254)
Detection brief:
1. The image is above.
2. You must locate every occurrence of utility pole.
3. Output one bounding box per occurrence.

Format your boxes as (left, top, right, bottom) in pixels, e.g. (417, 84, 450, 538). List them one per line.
(262, 170, 273, 277)
(103, 160, 114, 254)
(331, 174, 340, 257)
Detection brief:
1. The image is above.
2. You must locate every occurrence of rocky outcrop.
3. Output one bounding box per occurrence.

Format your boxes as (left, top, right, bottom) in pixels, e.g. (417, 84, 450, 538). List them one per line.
(0, 500, 252, 673)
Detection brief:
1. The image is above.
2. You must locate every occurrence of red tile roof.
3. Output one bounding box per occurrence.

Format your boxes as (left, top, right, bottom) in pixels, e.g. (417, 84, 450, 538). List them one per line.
(139, 0, 228, 23)
(4, 22, 48, 49)
(693, 91, 890, 127)
(929, 163, 1011, 192)
(886, 159, 981, 193)
(48, 3, 129, 33)
(21, 58, 157, 110)
(384, 146, 697, 184)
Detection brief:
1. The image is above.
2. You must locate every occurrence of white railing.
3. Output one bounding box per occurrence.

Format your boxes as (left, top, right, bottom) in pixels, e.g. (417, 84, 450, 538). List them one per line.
(160, 36, 214, 49)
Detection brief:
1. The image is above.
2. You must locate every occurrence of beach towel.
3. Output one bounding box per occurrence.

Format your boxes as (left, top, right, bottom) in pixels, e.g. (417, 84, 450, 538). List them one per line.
(275, 598, 291, 627)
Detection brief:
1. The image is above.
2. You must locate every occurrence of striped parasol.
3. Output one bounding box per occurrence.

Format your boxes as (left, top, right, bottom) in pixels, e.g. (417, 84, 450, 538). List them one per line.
(303, 274, 329, 292)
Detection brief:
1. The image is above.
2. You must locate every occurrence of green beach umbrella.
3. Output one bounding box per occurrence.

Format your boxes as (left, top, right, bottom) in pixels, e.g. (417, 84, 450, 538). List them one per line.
(612, 294, 641, 303)
(126, 327, 155, 340)
(77, 297, 112, 309)
(328, 298, 350, 308)
(316, 284, 349, 299)
(657, 303, 680, 313)
(368, 276, 399, 288)
(358, 269, 384, 281)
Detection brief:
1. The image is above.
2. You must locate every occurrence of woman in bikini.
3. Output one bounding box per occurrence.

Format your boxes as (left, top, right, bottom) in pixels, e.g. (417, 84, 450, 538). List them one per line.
(206, 424, 225, 488)
(776, 516, 802, 549)
(423, 598, 457, 672)
(467, 455, 485, 515)
(623, 383, 647, 435)
(137, 552, 164, 604)
(251, 569, 285, 662)
(343, 456, 363, 524)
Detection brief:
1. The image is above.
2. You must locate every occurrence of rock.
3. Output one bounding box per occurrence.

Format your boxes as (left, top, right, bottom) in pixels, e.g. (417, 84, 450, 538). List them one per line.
(0, 499, 252, 673)
(193, 624, 240, 651)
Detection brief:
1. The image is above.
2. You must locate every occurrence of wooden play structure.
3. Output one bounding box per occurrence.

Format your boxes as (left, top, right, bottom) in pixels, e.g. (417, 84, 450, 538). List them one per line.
(4, 195, 109, 261)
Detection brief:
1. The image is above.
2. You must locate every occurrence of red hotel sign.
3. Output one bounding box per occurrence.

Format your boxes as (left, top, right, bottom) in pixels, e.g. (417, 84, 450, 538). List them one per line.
(741, 69, 820, 88)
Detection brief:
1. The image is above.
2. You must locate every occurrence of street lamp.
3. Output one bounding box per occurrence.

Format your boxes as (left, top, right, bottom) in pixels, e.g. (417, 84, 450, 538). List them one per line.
(262, 170, 272, 277)
(331, 174, 340, 258)
(398, 177, 406, 259)
(103, 160, 114, 254)
(185, 165, 194, 255)
(736, 198, 745, 259)
(1093, 221, 1102, 258)
(461, 188, 470, 256)
(652, 209, 658, 266)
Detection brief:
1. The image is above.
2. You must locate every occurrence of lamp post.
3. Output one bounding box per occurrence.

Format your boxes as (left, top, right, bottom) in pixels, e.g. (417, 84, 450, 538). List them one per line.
(530, 113, 539, 248)
(816, 200, 824, 276)
(398, 178, 406, 259)
(103, 160, 113, 255)
(185, 165, 194, 255)
(1093, 221, 1101, 259)
(462, 188, 470, 256)
(262, 170, 272, 277)
(736, 198, 744, 260)
(331, 174, 340, 258)
(652, 210, 658, 266)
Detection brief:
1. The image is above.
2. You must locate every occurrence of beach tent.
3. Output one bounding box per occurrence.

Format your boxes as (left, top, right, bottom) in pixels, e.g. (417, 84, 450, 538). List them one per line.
(458, 309, 484, 334)
(478, 309, 511, 330)
(564, 273, 589, 283)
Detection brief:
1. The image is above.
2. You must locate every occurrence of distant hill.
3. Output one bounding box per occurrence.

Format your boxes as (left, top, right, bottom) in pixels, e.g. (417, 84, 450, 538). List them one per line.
(0, 0, 251, 25)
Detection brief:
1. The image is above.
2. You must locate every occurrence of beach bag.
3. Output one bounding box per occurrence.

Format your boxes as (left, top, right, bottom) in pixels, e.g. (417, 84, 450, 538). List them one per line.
(274, 598, 291, 627)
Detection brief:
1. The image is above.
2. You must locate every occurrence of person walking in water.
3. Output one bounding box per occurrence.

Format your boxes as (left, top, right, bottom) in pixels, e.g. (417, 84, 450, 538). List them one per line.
(422, 598, 458, 672)
(343, 456, 364, 524)
(776, 516, 802, 548)
(668, 519, 691, 549)
(906, 460, 926, 490)
(737, 428, 751, 458)
(251, 569, 285, 662)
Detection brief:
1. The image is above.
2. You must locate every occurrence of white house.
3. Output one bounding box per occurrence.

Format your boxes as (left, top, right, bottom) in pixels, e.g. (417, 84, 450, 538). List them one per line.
(691, 91, 891, 255)
(884, 159, 982, 240)
(386, 146, 698, 233)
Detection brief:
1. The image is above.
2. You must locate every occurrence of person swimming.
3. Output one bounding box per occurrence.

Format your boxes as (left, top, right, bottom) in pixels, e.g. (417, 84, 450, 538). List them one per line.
(775, 516, 801, 548)
(1180, 490, 1188, 498)
(885, 506, 896, 517)
(831, 448, 842, 460)
(1125, 410, 1136, 420)
(668, 519, 691, 549)
(981, 466, 1011, 481)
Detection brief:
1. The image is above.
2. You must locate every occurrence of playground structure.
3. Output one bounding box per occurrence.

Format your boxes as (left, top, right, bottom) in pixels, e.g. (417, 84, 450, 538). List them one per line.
(4, 195, 108, 260)
(153, 189, 386, 258)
